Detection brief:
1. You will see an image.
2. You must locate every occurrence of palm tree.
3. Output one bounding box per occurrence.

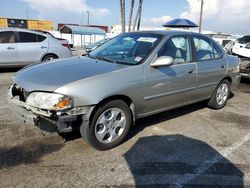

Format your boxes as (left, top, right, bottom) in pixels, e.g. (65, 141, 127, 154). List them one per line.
(133, 0, 143, 31)
(120, 0, 126, 33)
(137, 0, 143, 31)
(128, 0, 135, 32)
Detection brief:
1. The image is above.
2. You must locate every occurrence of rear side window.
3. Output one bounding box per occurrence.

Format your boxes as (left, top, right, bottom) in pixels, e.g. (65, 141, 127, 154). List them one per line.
(19, 32, 46, 43)
(37, 35, 46, 42)
(0, 31, 15, 43)
(19, 32, 37, 42)
(193, 36, 222, 61)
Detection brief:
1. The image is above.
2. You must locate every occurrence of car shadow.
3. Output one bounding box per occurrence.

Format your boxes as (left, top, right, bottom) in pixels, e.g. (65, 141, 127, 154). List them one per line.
(125, 101, 207, 142)
(118, 135, 244, 187)
(0, 67, 22, 73)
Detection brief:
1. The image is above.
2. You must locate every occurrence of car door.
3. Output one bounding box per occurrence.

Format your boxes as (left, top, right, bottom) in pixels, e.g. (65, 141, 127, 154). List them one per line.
(17, 31, 48, 64)
(0, 31, 19, 66)
(192, 35, 226, 99)
(143, 35, 197, 114)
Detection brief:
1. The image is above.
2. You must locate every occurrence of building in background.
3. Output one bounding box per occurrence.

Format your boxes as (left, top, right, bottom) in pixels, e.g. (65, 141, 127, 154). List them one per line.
(58, 23, 108, 33)
(0, 17, 53, 31)
(110, 25, 165, 34)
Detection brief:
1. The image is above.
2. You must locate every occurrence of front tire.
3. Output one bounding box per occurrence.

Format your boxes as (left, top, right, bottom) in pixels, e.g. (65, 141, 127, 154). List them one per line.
(80, 100, 132, 150)
(207, 80, 230, 109)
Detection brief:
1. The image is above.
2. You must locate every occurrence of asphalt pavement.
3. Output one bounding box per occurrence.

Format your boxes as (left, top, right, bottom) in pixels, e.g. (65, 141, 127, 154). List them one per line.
(0, 70, 250, 187)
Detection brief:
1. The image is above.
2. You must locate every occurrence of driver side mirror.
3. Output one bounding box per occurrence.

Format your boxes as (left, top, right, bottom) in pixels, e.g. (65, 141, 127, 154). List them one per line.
(150, 56, 174, 67)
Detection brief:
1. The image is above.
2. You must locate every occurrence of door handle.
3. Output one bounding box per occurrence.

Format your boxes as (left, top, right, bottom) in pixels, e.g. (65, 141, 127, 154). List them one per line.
(7, 47, 15, 50)
(41, 46, 47, 49)
(221, 65, 225, 69)
(188, 70, 194, 74)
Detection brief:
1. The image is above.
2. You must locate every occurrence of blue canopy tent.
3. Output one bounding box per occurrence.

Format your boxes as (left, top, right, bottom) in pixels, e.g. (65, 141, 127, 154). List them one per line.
(60, 25, 106, 47)
(163, 18, 198, 28)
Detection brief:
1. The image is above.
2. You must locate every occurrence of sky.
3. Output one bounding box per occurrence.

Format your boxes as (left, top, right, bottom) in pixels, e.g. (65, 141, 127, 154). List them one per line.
(0, 0, 249, 35)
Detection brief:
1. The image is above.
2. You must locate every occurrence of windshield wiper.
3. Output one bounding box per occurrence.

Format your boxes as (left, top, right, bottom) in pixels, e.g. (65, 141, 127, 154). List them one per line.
(87, 54, 114, 63)
(87, 54, 132, 65)
(95, 56, 115, 63)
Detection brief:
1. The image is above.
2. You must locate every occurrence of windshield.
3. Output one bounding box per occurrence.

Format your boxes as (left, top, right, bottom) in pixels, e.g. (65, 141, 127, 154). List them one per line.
(89, 33, 162, 65)
(238, 36, 250, 44)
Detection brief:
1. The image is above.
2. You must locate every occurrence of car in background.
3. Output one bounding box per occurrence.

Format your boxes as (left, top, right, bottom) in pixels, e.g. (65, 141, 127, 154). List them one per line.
(8, 31, 240, 150)
(85, 38, 112, 53)
(232, 35, 250, 58)
(224, 40, 236, 54)
(0, 28, 72, 68)
(239, 58, 250, 79)
(34, 30, 71, 49)
(233, 42, 250, 58)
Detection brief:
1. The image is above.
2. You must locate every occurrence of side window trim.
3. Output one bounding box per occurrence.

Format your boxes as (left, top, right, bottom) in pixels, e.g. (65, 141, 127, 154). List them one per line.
(192, 35, 223, 62)
(16, 31, 20, 43)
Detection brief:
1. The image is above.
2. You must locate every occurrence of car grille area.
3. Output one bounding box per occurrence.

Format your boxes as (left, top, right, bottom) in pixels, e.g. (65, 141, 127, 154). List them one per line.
(11, 84, 30, 102)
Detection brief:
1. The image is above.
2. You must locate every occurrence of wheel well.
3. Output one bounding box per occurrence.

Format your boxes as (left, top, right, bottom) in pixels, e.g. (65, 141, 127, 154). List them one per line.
(41, 53, 58, 61)
(89, 95, 135, 124)
(222, 76, 232, 84)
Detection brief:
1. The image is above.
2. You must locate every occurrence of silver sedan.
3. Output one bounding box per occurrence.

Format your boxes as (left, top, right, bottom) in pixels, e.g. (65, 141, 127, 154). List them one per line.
(8, 31, 240, 150)
(0, 28, 72, 67)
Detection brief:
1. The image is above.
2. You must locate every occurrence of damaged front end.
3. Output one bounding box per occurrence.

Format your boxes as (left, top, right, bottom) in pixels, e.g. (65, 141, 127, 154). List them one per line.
(8, 84, 93, 133)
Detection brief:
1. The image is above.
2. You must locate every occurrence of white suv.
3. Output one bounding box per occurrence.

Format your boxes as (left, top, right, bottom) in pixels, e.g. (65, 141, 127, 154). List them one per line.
(0, 28, 72, 68)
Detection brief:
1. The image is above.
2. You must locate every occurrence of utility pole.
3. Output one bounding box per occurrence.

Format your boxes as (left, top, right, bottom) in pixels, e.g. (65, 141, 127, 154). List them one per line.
(26, 8, 29, 19)
(80, 11, 84, 26)
(87, 11, 90, 26)
(199, 0, 204, 33)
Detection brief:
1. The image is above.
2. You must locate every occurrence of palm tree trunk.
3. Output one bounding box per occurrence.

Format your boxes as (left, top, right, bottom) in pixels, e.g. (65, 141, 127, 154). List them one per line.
(120, 0, 126, 33)
(137, 0, 143, 31)
(128, 0, 134, 32)
(133, 0, 143, 31)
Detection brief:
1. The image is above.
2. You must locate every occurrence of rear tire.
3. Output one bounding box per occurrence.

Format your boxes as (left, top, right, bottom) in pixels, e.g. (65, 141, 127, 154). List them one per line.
(80, 100, 132, 150)
(42, 54, 58, 62)
(207, 80, 230, 109)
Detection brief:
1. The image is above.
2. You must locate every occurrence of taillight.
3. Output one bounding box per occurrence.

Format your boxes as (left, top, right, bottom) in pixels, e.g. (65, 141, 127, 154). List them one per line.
(62, 43, 70, 49)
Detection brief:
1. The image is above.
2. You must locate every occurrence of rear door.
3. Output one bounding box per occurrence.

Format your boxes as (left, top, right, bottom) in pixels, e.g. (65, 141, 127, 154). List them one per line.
(17, 31, 48, 64)
(192, 35, 226, 99)
(0, 31, 19, 66)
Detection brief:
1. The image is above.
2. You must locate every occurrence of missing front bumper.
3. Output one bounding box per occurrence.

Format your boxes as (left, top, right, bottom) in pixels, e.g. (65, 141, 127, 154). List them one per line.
(7, 85, 90, 133)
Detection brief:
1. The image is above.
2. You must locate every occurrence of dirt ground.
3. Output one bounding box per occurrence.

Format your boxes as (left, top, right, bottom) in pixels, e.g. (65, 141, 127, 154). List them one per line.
(0, 69, 250, 187)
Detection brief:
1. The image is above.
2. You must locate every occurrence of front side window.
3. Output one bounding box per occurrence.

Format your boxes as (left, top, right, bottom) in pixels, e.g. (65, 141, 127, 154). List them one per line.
(193, 37, 222, 61)
(0, 31, 15, 43)
(158, 36, 191, 63)
(89, 33, 162, 65)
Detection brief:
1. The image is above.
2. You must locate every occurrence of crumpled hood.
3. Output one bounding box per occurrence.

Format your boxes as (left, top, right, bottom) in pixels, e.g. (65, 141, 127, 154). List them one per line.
(14, 56, 127, 92)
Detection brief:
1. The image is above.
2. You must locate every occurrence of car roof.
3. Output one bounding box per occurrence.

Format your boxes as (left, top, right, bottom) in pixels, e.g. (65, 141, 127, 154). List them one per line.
(127, 30, 207, 38)
(0, 27, 46, 36)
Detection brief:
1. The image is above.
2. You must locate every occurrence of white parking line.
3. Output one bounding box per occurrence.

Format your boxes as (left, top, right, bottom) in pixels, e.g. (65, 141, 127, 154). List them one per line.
(171, 132, 250, 188)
